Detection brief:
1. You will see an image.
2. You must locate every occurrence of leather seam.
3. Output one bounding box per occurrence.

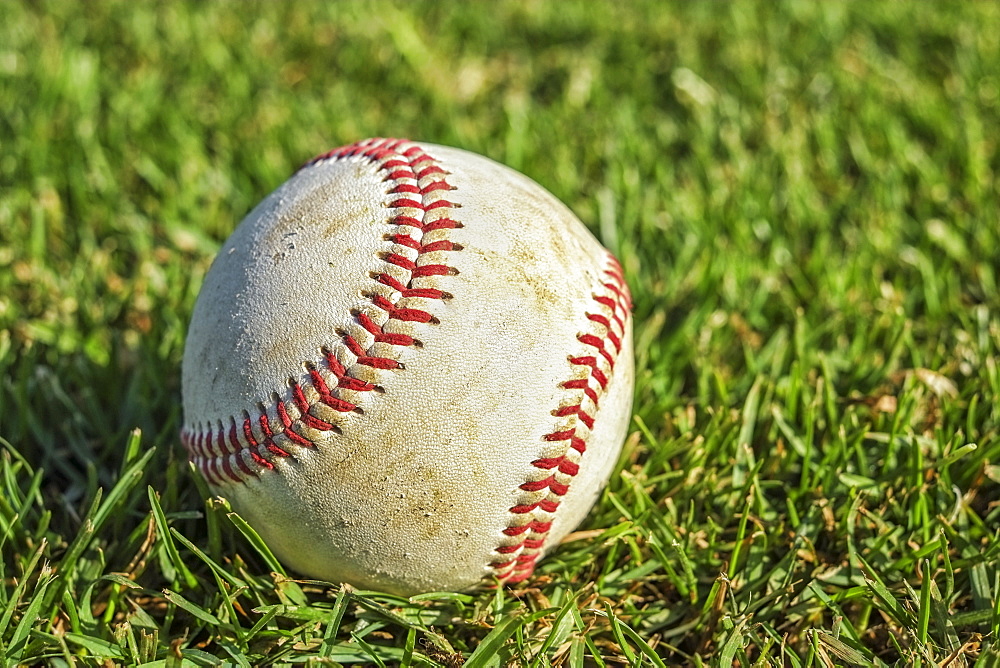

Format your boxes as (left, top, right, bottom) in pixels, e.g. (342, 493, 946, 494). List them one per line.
(180, 138, 461, 486)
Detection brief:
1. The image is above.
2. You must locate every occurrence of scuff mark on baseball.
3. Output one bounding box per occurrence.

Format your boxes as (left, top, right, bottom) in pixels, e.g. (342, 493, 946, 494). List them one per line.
(180, 138, 634, 596)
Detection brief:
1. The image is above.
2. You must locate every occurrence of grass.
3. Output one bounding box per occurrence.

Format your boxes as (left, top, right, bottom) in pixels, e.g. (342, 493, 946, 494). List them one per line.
(2, 0, 999, 665)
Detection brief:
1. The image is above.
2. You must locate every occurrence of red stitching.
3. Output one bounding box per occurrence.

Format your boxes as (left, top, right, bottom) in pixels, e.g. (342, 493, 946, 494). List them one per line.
(412, 264, 453, 278)
(390, 233, 421, 250)
(389, 307, 438, 323)
(181, 138, 462, 484)
(416, 165, 446, 179)
(226, 424, 240, 456)
(561, 379, 600, 406)
(356, 355, 402, 370)
(389, 198, 423, 209)
(249, 450, 273, 470)
(490, 257, 631, 586)
(586, 313, 611, 328)
(577, 334, 614, 367)
(242, 418, 257, 448)
(181, 138, 632, 591)
(342, 334, 366, 358)
(384, 253, 417, 271)
(568, 357, 609, 389)
(421, 180, 452, 193)
(424, 218, 462, 232)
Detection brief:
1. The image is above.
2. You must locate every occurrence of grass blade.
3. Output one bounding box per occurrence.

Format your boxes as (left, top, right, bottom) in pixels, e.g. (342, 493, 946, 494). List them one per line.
(148, 486, 199, 590)
(225, 512, 286, 576)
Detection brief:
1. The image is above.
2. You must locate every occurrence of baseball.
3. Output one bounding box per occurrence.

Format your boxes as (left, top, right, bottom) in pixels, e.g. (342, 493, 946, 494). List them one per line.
(180, 138, 634, 595)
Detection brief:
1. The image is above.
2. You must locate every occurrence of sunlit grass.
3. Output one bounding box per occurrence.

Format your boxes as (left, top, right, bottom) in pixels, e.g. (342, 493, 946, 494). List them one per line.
(2, 0, 999, 664)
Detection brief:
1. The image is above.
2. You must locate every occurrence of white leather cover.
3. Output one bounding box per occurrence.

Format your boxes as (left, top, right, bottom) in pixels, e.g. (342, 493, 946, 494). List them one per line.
(181, 138, 633, 595)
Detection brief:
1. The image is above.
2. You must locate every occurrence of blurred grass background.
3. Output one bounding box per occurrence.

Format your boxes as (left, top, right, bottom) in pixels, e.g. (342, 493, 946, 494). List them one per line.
(1, 1, 999, 665)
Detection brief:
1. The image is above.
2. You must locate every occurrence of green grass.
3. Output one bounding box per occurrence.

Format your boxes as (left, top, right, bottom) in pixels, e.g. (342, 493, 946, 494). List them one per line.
(2, 0, 999, 665)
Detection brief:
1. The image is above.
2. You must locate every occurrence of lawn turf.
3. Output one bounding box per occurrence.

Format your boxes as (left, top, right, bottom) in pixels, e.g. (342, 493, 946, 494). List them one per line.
(1, 1, 999, 665)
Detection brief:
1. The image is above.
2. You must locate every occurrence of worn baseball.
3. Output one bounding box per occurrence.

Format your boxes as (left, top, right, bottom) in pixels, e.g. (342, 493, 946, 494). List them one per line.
(180, 138, 633, 595)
